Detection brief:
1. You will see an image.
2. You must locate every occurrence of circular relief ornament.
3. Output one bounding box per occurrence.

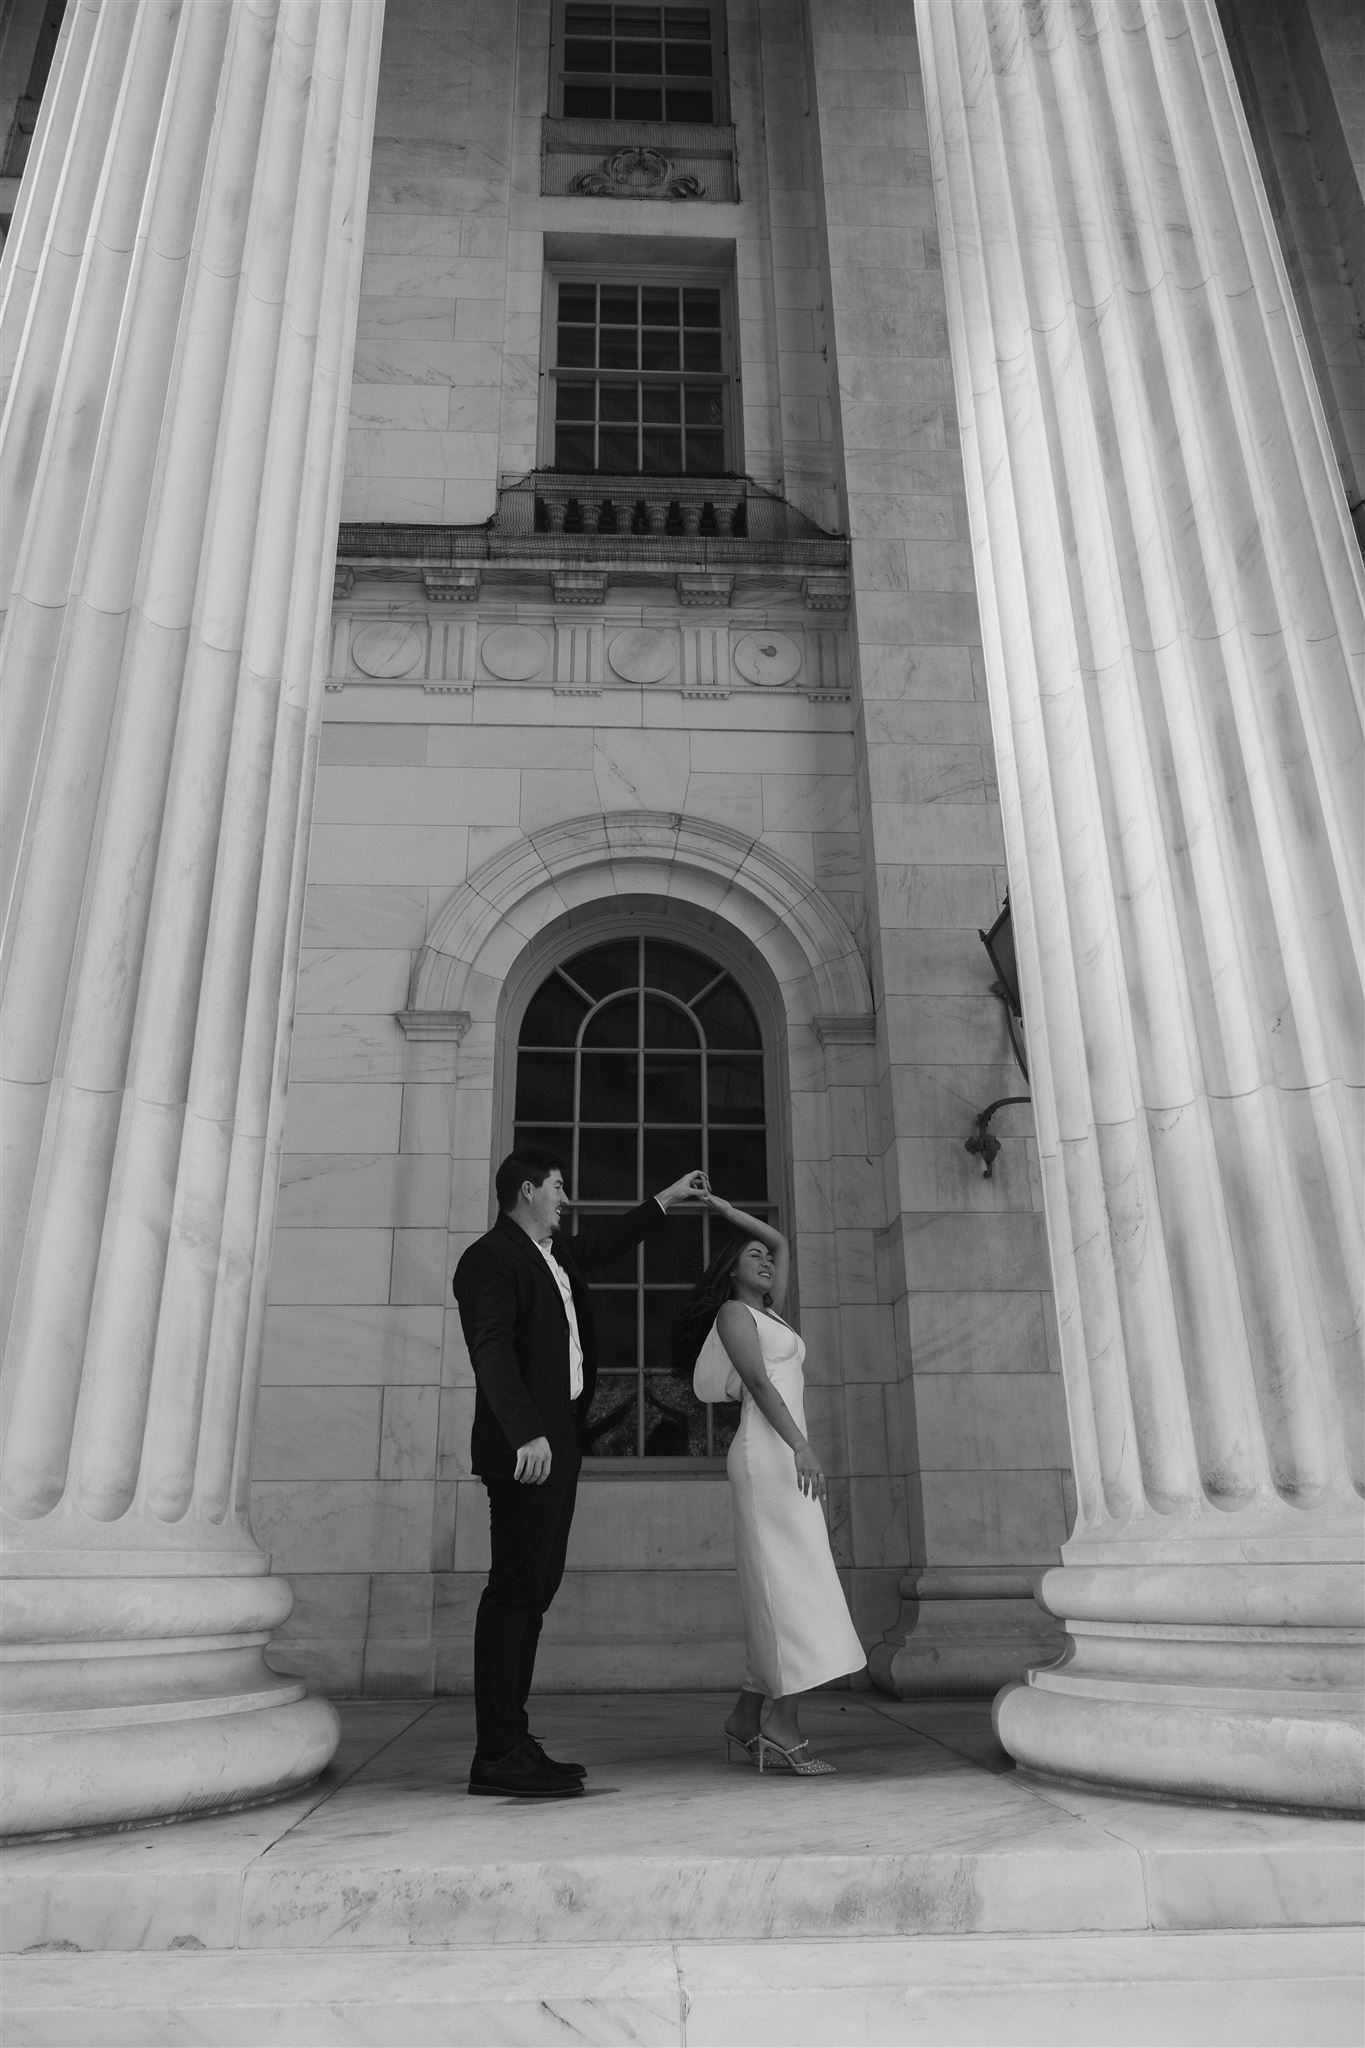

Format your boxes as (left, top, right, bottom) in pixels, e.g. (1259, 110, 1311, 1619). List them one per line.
(350, 622, 423, 678)
(480, 626, 549, 681)
(733, 631, 802, 688)
(608, 629, 675, 685)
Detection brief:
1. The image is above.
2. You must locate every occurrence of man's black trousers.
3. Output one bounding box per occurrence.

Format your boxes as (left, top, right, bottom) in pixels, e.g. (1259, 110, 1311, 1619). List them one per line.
(473, 1460, 579, 1760)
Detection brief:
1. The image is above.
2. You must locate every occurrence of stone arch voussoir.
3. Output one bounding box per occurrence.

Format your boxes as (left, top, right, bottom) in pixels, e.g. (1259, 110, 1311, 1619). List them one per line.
(407, 812, 871, 1028)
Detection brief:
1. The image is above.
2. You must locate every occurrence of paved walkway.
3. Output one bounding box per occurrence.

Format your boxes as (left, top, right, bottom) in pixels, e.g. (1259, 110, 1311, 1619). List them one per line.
(5, 1693, 1362, 2043)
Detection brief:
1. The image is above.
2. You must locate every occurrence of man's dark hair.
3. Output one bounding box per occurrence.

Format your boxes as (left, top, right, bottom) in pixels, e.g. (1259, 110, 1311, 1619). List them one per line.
(495, 1146, 565, 1213)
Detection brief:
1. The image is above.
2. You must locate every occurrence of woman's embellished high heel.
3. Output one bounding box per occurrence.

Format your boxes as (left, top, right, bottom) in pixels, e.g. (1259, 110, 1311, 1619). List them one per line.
(755, 1734, 836, 1776)
(725, 1733, 759, 1766)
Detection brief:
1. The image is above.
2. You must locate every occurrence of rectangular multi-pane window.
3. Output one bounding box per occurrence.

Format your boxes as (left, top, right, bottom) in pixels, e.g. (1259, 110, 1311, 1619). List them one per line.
(551, 280, 728, 474)
(558, 5, 723, 124)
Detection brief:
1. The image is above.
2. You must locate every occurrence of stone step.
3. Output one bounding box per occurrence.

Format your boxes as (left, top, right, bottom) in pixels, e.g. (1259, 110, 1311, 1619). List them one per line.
(6, 1931, 1364, 2046)
(6, 1696, 1361, 1957)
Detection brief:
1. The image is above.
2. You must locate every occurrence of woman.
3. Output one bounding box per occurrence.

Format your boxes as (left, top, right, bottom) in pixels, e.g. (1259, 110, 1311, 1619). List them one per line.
(673, 1194, 866, 1775)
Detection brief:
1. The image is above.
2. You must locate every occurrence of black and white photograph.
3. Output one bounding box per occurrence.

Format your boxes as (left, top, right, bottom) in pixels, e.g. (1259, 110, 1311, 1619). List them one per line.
(1, 0, 1361, 2040)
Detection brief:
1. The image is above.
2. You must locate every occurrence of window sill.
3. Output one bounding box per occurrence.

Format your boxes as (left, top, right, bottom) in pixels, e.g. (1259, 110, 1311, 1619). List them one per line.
(581, 1457, 729, 1478)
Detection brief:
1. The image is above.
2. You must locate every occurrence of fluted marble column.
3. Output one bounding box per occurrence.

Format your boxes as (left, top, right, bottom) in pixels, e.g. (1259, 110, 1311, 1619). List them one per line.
(915, 0, 1363, 1812)
(0, 0, 385, 1834)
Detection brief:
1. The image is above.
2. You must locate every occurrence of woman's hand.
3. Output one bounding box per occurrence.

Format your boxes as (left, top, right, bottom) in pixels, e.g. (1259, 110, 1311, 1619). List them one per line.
(700, 1188, 736, 1218)
(793, 1443, 827, 1505)
(656, 1169, 710, 1208)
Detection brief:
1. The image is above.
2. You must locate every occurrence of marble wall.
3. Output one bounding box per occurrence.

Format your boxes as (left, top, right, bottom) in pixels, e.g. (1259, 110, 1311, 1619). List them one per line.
(257, 642, 874, 1693)
(254, 0, 1073, 1698)
(342, 0, 848, 531)
(803, 0, 1070, 1685)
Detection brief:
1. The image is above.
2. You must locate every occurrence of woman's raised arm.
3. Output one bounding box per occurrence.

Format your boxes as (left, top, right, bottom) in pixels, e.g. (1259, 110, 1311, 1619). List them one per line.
(702, 1195, 790, 1309)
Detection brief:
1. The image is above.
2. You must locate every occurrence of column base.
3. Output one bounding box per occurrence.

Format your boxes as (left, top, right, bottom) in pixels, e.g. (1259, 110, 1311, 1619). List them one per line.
(0, 1571, 342, 1837)
(993, 1563, 1365, 1815)
(869, 1568, 1066, 1698)
(1, 1693, 341, 1838)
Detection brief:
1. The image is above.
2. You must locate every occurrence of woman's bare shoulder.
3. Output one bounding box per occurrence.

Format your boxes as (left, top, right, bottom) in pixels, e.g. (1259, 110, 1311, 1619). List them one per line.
(716, 1299, 756, 1333)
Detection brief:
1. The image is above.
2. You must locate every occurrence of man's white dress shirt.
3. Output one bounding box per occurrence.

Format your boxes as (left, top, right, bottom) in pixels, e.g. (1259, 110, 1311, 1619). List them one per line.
(536, 1200, 669, 1404)
(536, 1239, 584, 1398)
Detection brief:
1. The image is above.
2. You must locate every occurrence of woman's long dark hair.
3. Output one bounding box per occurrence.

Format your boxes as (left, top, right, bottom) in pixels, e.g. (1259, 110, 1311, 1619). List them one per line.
(669, 1230, 771, 1376)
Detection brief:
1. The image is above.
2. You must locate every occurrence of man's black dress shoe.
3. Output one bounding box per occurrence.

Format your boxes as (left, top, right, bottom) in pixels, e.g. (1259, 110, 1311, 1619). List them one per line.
(468, 1738, 584, 1799)
(527, 1734, 587, 1781)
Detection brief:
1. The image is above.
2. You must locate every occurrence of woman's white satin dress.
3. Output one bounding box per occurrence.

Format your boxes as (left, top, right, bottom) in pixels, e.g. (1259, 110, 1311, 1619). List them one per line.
(727, 1305, 866, 1697)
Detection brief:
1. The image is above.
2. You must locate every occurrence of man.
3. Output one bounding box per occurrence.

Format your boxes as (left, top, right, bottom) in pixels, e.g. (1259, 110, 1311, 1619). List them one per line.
(453, 1146, 707, 1798)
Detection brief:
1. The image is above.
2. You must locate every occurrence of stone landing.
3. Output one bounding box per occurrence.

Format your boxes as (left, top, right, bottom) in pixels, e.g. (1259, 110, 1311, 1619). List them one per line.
(5, 1695, 1361, 2043)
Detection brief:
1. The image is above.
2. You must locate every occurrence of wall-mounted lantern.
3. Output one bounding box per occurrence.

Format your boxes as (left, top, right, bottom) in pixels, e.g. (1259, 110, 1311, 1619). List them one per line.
(964, 894, 1033, 1178)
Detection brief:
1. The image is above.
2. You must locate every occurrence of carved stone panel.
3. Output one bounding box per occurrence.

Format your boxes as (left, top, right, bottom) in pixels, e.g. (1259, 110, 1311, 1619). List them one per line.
(480, 626, 549, 681)
(326, 605, 848, 702)
(608, 629, 676, 684)
(732, 631, 802, 687)
(351, 622, 423, 678)
(540, 117, 739, 204)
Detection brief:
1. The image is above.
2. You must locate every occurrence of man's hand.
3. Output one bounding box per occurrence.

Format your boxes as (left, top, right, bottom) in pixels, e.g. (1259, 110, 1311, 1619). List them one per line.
(514, 1436, 552, 1484)
(656, 1169, 709, 1210)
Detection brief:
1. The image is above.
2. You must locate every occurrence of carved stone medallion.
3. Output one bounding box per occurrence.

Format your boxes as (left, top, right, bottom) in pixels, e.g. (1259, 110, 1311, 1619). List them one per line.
(350, 622, 423, 678)
(571, 147, 705, 201)
(732, 631, 802, 687)
(607, 629, 675, 685)
(480, 626, 549, 681)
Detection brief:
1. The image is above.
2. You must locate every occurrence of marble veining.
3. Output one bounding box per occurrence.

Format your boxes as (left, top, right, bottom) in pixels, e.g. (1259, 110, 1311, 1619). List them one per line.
(5, 1697, 1359, 1961)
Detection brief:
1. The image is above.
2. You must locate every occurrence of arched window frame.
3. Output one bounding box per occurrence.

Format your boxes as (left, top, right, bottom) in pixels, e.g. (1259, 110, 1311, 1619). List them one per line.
(494, 901, 794, 1473)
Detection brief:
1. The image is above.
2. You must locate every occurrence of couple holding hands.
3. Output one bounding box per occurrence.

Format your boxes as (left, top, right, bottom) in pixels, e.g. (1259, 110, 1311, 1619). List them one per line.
(453, 1150, 865, 1800)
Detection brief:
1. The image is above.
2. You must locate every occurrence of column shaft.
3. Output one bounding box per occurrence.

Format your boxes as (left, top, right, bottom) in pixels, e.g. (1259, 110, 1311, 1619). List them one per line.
(915, 0, 1363, 1810)
(0, 0, 385, 1835)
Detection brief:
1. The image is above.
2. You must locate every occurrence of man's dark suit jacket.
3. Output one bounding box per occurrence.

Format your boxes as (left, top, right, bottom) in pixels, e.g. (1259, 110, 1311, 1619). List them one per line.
(452, 1202, 668, 1481)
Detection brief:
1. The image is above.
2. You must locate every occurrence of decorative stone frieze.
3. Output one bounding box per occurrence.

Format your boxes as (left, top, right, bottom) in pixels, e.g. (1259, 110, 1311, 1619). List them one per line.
(327, 599, 847, 701)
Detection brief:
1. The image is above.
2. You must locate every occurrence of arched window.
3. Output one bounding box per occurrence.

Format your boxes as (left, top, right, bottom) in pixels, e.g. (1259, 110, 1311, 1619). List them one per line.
(512, 935, 772, 1460)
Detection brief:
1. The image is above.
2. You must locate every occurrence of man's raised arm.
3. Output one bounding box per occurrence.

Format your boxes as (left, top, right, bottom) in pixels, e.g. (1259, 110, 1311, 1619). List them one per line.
(567, 1171, 709, 1273)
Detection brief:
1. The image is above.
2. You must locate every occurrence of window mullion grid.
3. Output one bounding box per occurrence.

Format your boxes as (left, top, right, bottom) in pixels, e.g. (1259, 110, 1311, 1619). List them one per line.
(520, 935, 762, 1463)
(560, 5, 720, 124)
(572, 1024, 584, 1204)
